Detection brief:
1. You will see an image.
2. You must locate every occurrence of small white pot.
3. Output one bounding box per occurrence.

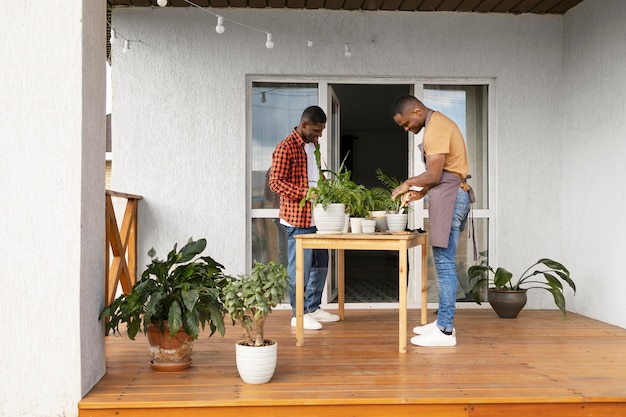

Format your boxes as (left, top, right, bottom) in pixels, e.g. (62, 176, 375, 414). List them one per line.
(235, 340, 278, 384)
(349, 217, 364, 233)
(361, 219, 376, 233)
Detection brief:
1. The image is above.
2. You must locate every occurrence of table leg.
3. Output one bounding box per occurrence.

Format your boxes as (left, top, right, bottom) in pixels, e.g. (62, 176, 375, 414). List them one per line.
(398, 243, 408, 353)
(337, 249, 345, 320)
(296, 238, 304, 347)
(421, 242, 428, 325)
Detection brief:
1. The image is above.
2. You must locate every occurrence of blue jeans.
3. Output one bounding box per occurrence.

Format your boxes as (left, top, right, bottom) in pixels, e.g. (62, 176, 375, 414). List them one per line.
(432, 188, 471, 333)
(285, 226, 329, 316)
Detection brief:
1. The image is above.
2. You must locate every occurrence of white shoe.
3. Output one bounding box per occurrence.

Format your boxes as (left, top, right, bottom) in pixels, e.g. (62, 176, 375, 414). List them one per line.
(412, 321, 438, 335)
(308, 308, 340, 323)
(291, 314, 322, 330)
(410, 329, 457, 347)
(413, 321, 455, 335)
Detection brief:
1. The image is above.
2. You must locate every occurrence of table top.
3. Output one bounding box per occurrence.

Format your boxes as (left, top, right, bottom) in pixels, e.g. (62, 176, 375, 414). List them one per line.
(294, 231, 427, 241)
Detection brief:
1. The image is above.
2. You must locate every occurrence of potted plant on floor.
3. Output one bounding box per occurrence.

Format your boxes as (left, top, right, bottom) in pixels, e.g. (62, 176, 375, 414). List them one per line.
(467, 251, 576, 318)
(220, 260, 290, 384)
(99, 237, 226, 371)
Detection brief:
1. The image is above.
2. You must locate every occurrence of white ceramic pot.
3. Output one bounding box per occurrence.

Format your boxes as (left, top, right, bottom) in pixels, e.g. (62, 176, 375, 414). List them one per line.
(361, 219, 376, 234)
(349, 217, 364, 233)
(313, 203, 346, 234)
(235, 340, 278, 384)
(386, 213, 408, 232)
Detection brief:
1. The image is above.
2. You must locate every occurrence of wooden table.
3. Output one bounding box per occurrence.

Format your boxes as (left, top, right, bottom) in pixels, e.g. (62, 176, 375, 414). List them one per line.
(294, 232, 429, 353)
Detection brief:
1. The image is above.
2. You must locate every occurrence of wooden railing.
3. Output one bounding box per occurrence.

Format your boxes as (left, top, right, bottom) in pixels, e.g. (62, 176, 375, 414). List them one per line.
(105, 190, 143, 306)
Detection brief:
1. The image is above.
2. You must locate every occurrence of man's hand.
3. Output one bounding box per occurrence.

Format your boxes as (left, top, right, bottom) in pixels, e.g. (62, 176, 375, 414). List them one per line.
(391, 182, 411, 200)
(401, 189, 427, 205)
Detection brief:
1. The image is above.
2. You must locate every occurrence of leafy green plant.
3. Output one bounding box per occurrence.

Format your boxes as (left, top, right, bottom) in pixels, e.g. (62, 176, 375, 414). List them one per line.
(300, 153, 355, 210)
(99, 238, 226, 340)
(467, 251, 576, 317)
(344, 183, 375, 218)
(375, 168, 409, 213)
(221, 261, 289, 347)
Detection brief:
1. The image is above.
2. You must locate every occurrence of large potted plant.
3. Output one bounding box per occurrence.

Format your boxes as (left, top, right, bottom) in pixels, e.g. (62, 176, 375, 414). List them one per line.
(467, 251, 576, 318)
(99, 237, 226, 371)
(220, 260, 289, 384)
(301, 155, 354, 233)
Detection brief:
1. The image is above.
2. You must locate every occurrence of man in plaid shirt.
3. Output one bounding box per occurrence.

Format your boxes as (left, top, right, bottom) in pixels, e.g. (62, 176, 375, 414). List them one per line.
(269, 106, 339, 330)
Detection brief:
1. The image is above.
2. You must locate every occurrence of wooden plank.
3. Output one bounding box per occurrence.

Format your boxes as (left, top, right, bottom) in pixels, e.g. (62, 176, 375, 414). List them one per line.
(80, 310, 626, 416)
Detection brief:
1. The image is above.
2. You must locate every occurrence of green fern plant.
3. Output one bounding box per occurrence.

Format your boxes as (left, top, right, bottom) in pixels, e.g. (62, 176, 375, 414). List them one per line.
(375, 168, 409, 213)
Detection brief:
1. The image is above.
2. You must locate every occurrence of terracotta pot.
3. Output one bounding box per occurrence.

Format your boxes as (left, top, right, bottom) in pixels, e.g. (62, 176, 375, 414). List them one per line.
(488, 288, 528, 319)
(146, 322, 195, 371)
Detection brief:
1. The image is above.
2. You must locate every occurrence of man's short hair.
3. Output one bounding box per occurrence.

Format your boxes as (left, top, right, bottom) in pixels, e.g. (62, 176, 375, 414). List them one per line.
(301, 105, 327, 124)
(393, 95, 421, 116)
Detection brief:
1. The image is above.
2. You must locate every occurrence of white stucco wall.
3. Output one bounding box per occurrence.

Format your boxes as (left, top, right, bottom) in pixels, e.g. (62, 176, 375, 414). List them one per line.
(562, 0, 626, 328)
(111, 8, 565, 285)
(0, 1, 106, 416)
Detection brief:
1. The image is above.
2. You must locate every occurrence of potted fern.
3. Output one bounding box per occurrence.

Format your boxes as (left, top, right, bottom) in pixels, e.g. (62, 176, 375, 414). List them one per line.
(467, 251, 576, 318)
(220, 260, 289, 384)
(375, 168, 410, 232)
(99, 237, 226, 371)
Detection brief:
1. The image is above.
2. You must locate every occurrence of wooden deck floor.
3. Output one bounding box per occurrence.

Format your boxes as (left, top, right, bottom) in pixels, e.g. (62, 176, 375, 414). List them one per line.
(79, 309, 626, 417)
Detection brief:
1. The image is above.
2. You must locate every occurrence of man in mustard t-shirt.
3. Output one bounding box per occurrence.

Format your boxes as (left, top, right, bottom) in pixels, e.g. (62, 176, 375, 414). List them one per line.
(391, 95, 473, 347)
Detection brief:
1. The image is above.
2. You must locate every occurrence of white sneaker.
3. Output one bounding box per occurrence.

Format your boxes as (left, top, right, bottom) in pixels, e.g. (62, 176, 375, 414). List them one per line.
(413, 321, 455, 335)
(410, 329, 457, 347)
(291, 314, 322, 330)
(308, 308, 340, 323)
(412, 321, 438, 335)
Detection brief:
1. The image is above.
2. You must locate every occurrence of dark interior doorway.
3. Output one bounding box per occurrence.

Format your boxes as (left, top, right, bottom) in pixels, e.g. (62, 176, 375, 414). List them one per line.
(330, 84, 410, 303)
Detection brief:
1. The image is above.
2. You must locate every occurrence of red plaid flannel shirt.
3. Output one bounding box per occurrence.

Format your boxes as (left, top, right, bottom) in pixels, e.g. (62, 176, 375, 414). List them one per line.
(269, 129, 316, 228)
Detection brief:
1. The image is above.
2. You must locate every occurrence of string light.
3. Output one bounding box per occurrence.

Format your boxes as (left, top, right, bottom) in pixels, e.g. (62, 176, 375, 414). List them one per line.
(215, 15, 225, 34)
(178, 0, 370, 57)
(344, 44, 352, 58)
(265, 32, 274, 49)
(109, 21, 141, 55)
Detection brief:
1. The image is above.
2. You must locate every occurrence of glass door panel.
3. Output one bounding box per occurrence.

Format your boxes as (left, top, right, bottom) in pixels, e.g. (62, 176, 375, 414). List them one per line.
(250, 82, 318, 267)
(420, 84, 490, 303)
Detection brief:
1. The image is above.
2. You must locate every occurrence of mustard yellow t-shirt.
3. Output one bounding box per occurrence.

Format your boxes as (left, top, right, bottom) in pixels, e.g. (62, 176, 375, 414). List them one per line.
(423, 112, 469, 180)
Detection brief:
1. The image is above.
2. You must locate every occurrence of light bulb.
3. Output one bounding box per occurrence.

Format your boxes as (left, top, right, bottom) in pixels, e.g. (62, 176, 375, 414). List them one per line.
(344, 43, 352, 58)
(307, 40, 313, 47)
(157, 0, 167, 6)
(265, 33, 274, 49)
(215, 16, 225, 34)
(123, 40, 130, 53)
(261, 92, 267, 103)
(109, 28, 117, 44)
